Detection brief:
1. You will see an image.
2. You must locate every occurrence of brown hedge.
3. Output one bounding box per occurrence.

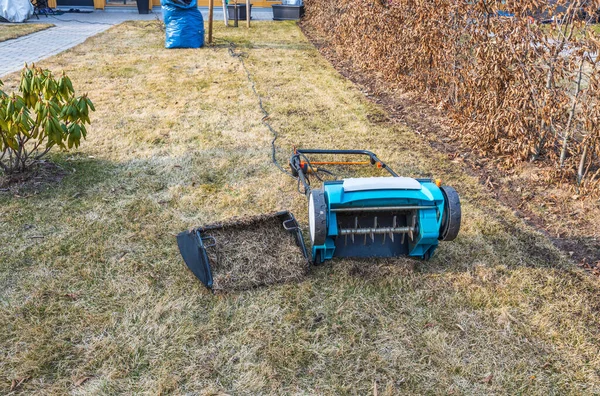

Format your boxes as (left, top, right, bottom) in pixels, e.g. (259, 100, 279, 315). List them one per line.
(303, 0, 600, 193)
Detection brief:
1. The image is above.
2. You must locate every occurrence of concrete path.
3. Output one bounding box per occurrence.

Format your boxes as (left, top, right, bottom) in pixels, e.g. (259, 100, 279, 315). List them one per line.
(0, 7, 275, 77)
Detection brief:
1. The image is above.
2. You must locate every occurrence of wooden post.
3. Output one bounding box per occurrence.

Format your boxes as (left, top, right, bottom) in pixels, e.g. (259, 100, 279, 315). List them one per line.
(246, 0, 250, 28)
(208, 0, 214, 43)
(233, 1, 238, 27)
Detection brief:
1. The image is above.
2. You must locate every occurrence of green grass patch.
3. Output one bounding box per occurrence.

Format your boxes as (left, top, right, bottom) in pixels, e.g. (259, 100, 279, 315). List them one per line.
(0, 23, 53, 42)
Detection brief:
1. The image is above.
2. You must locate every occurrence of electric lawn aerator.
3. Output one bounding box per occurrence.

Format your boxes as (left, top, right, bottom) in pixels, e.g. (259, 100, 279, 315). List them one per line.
(289, 149, 461, 264)
(177, 148, 461, 290)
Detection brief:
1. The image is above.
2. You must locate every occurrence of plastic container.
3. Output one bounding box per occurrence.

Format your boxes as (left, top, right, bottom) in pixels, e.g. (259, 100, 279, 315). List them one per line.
(227, 4, 252, 20)
(272, 4, 304, 21)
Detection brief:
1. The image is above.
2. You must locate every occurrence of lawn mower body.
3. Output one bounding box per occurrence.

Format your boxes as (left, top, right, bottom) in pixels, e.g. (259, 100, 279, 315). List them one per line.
(309, 177, 449, 263)
(290, 149, 461, 264)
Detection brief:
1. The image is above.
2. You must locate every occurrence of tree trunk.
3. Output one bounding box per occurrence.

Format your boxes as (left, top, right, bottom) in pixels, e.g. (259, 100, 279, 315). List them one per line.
(560, 57, 585, 167)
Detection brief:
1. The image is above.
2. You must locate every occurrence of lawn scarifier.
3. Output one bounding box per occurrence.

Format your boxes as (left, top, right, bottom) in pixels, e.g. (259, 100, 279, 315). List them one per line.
(178, 148, 461, 290)
(290, 149, 461, 264)
(177, 45, 462, 291)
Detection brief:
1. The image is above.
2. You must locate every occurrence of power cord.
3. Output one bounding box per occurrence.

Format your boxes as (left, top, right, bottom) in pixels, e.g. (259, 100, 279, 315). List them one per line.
(226, 42, 339, 191)
(48, 14, 114, 25)
(226, 42, 298, 180)
(47, 11, 161, 26)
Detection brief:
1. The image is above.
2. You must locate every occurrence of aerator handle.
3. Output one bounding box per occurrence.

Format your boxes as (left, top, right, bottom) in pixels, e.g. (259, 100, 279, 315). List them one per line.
(290, 149, 398, 177)
(289, 149, 399, 195)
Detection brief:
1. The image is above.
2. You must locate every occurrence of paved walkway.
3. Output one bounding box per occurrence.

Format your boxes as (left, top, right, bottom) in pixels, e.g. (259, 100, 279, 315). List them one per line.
(0, 7, 274, 77)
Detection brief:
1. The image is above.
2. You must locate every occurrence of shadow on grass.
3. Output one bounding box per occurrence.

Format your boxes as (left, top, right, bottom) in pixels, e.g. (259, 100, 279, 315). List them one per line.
(0, 154, 118, 196)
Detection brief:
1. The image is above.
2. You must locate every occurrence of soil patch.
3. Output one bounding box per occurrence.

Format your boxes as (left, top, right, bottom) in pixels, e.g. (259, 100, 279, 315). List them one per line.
(0, 161, 66, 195)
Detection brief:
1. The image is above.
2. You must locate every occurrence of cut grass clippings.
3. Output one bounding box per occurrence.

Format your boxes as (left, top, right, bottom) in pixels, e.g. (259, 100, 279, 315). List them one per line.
(0, 23, 53, 42)
(1, 21, 600, 394)
(184, 212, 309, 291)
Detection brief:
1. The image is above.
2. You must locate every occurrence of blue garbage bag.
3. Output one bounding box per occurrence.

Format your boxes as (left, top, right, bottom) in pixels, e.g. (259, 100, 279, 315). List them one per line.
(162, 0, 205, 49)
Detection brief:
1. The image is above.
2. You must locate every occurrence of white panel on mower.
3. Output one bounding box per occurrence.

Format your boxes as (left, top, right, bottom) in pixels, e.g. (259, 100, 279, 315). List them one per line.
(342, 177, 422, 192)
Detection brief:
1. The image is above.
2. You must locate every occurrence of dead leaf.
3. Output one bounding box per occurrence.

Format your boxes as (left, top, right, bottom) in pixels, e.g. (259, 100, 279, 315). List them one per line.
(480, 373, 493, 384)
(10, 377, 28, 391)
(75, 376, 92, 387)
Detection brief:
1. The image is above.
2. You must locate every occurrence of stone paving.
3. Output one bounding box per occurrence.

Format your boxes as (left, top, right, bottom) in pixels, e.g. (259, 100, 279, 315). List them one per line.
(0, 7, 274, 77)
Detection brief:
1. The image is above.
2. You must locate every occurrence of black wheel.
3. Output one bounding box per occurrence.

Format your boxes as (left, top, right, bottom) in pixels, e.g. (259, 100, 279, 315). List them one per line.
(308, 188, 327, 246)
(422, 247, 432, 261)
(439, 185, 461, 241)
(312, 249, 323, 266)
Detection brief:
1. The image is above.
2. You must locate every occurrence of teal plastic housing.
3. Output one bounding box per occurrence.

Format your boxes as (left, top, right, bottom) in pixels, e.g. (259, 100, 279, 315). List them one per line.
(313, 179, 445, 263)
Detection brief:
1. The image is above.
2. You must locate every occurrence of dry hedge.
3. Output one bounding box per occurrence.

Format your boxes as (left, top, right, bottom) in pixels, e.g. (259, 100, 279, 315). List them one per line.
(303, 0, 600, 194)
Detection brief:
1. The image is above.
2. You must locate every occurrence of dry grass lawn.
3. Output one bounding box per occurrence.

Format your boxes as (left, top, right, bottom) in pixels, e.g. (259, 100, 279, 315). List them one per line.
(1, 21, 600, 394)
(0, 23, 53, 42)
